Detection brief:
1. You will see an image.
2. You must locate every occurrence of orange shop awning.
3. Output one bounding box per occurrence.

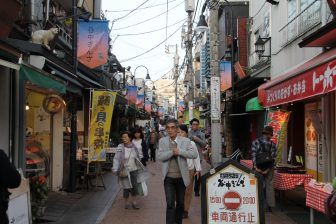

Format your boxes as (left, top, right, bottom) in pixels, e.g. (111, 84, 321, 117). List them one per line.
(258, 47, 336, 107)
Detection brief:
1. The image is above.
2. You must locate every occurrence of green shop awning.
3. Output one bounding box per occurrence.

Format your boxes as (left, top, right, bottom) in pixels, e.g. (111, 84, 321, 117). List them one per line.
(246, 97, 263, 112)
(20, 65, 66, 94)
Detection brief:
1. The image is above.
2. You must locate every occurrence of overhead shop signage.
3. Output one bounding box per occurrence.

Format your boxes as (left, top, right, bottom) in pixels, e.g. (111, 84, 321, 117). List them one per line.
(201, 160, 264, 224)
(77, 20, 109, 69)
(263, 57, 336, 107)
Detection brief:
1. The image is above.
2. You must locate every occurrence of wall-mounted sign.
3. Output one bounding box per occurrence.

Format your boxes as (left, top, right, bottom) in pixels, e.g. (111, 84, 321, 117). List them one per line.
(201, 160, 264, 224)
(211, 77, 221, 121)
(42, 94, 64, 114)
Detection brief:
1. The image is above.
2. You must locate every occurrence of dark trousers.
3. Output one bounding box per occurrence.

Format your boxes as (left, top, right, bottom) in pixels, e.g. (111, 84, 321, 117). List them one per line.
(164, 177, 186, 224)
(194, 172, 201, 195)
(149, 144, 156, 162)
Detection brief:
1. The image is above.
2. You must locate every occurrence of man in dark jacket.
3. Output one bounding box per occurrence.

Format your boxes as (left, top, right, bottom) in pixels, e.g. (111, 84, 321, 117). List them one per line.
(251, 126, 276, 212)
(0, 149, 21, 224)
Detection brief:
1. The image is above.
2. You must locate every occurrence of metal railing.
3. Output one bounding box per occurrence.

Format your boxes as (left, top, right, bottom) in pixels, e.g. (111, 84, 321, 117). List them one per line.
(280, 0, 321, 46)
(55, 23, 72, 48)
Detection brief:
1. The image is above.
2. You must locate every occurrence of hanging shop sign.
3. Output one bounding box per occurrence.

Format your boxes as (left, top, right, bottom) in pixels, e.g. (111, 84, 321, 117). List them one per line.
(88, 90, 117, 162)
(201, 160, 264, 224)
(42, 94, 65, 114)
(261, 53, 336, 107)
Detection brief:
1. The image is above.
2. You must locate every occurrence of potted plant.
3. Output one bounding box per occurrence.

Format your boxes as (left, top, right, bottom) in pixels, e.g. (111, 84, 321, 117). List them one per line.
(30, 175, 49, 221)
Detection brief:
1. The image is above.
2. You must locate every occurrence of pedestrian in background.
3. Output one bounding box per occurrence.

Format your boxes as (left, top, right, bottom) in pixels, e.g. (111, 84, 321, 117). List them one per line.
(157, 119, 197, 224)
(158, 119, 167, 139)
(178, 116, 184, 125)
(178, 124, 201, 219)
(188, 118, 206, 197)
(251, 126, 277, 212)
(132, 127, 149, 166)
(0, 149, 21, 224)
(113, 131, 149, 210)
(149, 127, 158, 162)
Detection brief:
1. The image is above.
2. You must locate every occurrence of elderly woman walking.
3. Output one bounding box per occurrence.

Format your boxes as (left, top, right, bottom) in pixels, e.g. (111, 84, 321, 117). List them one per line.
(113, 131, 150, 209)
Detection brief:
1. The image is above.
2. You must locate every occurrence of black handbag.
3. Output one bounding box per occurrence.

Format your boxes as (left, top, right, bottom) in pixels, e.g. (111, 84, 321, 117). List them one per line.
(255, 140, 274, 170)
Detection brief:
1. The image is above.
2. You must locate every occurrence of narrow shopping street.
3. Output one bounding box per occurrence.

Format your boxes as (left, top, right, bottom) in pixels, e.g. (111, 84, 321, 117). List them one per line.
(100, 161, 303, 224)
(101, 161, 201, 224)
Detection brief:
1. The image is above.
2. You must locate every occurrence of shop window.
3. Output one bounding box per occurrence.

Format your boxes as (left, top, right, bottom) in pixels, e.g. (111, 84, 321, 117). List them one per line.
(285, 0, 321, 43)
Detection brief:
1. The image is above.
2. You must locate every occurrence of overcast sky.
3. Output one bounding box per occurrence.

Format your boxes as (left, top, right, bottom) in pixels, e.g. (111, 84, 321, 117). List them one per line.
(102, 0, 204, 81)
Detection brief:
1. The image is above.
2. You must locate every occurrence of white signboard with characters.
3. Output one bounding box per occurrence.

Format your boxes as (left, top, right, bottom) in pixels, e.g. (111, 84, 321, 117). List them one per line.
(202, 160, 264, 224)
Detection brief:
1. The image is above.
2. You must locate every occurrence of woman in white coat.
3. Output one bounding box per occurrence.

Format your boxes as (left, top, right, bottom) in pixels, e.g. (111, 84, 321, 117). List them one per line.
(112, 131, 149, 209)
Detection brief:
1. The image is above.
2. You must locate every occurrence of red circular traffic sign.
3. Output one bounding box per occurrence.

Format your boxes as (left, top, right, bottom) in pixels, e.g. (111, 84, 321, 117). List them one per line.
(223, 191, 242, 210)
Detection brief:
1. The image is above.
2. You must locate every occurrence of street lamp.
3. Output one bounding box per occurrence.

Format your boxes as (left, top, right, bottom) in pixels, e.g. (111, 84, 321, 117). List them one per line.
(254, 36, 271, 59)
(195, 14, 209, 33)
(133, 65, 150, 85)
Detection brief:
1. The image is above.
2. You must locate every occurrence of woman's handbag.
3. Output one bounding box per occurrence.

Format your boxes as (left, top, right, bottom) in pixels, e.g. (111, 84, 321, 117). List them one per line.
(117, 146, 132, 178)
(117, 163, 128, 178)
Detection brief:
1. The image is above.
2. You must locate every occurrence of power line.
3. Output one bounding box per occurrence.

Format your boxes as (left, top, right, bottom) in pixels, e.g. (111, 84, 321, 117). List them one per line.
(113, 0, 151, 21)
(105, 0, 178, 13)
(251, 1, 267, 18)
(192, 0, 200, 24)
(120, 24, 183, 63)
(165, 0, 169, 43)
(114, 0, 184, 31)
(117, 19, 186, 36)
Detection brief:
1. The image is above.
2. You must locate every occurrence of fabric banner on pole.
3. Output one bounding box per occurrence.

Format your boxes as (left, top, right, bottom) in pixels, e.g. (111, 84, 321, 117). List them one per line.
(145, 100, 151, 113)
(88, 90, 117, 162)
(220, 60, 232, 92)
(136, 94, 144, 108)
(126, 86, 137, 106)
(77, 20, 109, 69)
(266, 110, 291, 164)
(178, 100, 185, 112)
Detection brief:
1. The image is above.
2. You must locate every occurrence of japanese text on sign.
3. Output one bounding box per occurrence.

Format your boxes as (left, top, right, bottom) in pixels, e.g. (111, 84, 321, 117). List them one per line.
(206, 165, 260, 224)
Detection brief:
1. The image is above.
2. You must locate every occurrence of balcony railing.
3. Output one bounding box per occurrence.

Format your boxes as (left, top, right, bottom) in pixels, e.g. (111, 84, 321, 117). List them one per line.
(55, 23, 72, 48)
(280, 0, 321, 46)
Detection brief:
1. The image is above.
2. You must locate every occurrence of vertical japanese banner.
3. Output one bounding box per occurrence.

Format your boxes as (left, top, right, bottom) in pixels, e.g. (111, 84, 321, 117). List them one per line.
(88, 90, 117, 162)
(266, 110, 291, 164)
(136, 94, 144, 108)
(126, 86, 137, 107)
(220, 60, 232, 92)
(77, 20, 109, 69)
(145, 100, 152, 113)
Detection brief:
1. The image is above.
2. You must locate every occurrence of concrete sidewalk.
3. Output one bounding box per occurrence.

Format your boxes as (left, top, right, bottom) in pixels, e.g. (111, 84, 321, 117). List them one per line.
(101, 161, 297, 224)
(41, 171, 119, 224)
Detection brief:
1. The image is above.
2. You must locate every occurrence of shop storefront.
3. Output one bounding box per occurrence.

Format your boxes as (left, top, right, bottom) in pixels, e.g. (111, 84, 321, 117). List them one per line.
(258, 46, 336, 182)
(20, 64, 66, 219)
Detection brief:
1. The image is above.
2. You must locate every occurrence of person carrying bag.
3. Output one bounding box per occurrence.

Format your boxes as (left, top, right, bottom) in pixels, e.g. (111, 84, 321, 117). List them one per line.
(113, 131, 150, 210)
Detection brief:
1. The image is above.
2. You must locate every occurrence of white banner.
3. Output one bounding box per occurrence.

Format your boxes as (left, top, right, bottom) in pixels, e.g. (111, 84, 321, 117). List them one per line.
(211, 77, 221, 121)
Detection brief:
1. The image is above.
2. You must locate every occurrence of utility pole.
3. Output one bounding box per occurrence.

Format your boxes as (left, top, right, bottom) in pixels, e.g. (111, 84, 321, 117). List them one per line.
(174, 45, 179, 119)
(185, 0, 195, 121)
(209, 0, 222, 166)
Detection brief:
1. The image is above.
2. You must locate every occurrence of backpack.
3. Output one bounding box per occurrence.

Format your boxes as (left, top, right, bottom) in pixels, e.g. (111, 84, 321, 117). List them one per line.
(326, 191, 336, 222)
(255, 139, 274, 170)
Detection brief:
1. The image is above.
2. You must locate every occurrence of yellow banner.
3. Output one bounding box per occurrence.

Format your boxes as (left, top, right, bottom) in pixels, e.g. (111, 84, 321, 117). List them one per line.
(88, 91, 117, 162)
